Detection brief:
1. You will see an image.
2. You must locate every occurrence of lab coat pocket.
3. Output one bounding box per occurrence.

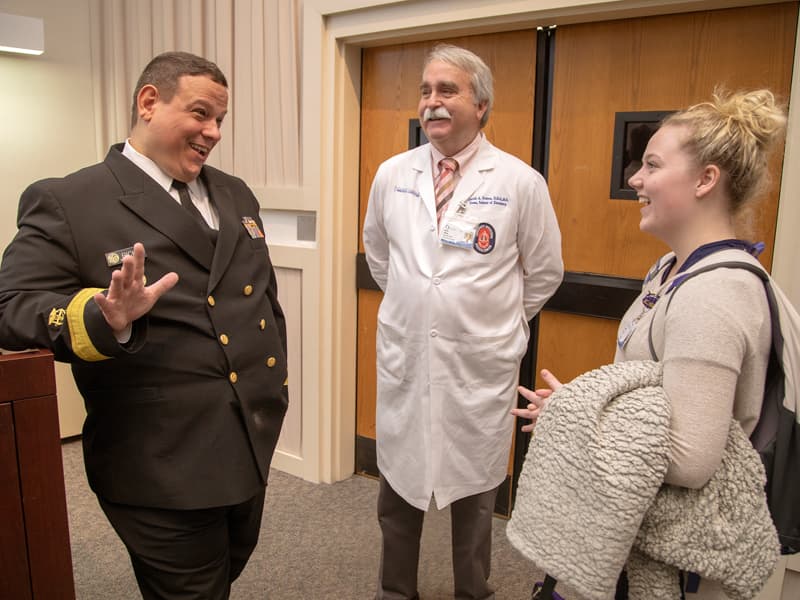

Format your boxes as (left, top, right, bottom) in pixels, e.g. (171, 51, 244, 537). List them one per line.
(376, 319, 424, 383)
(436, 331, 523, 488)
(459, 327, 527, 390)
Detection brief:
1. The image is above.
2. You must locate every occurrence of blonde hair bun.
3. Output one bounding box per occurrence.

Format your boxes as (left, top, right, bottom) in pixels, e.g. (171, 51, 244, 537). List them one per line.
(663, 88, 787, 210)
(711, 88, 787, 149)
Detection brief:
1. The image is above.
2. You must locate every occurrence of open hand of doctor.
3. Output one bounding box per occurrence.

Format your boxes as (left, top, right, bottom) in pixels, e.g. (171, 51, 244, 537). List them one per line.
(511, 369, 563, 432)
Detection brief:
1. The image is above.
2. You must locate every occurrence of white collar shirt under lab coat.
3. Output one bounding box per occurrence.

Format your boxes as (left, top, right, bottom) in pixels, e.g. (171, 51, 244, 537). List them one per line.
(362, 137, 564, 509)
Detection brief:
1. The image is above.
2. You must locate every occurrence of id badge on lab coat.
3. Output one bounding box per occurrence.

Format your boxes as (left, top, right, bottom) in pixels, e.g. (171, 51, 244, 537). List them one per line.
(439, 214, 478, 249)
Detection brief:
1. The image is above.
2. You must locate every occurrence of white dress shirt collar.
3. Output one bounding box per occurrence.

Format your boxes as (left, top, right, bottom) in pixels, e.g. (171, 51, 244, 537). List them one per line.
(430, 131, 483, 174)
(121, 140, 202, 198)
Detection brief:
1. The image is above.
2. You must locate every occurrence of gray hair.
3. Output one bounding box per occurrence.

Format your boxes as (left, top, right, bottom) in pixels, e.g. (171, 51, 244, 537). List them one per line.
(424, 44, 494, 128)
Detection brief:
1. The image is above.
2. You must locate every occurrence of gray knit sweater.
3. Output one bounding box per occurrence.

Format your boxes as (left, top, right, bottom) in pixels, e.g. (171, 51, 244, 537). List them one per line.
(615, 249, 771, 489)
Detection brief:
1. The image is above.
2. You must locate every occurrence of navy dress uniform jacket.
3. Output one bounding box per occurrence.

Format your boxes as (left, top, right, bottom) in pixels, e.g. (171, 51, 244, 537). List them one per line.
(0, 144, 288, 510)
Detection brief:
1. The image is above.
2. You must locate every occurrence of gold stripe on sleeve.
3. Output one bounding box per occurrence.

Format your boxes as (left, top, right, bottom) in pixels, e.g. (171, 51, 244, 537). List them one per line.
(66, 288, 111, 362)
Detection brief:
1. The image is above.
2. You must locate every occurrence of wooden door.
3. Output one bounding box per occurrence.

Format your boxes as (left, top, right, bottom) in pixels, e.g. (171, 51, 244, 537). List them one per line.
(356, 30, 538, 515)
(355, 2, 798, 516)
(538, 2, 797, 389)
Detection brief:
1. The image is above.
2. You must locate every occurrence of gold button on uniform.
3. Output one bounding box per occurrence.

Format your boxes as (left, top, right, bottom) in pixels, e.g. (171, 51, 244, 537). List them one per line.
(219, 334, 229, 345)
(229, 372, 238, 383)
(259, 319, 266, 330)
(207, 295, 216, 307)
(266, 356, 277, 368)
(243, 285, 253, 296)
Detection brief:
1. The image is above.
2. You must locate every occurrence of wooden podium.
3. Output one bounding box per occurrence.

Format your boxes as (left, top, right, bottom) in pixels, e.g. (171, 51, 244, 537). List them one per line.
(0, 350, 75, 599)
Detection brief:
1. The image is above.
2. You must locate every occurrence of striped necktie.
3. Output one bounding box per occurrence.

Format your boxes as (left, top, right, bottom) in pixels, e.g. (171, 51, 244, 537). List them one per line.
(435, 157, 458, 227)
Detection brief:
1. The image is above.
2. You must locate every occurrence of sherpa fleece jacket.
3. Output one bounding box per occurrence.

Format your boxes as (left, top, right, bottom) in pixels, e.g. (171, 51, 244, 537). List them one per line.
(506, 360, 779, 600)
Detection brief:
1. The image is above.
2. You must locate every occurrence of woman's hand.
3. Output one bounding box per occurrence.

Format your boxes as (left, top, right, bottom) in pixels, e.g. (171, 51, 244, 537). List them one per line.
(510, 369, 563, 432)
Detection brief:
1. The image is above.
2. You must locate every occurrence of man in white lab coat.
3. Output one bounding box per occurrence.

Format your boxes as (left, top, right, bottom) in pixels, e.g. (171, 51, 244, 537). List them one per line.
(363, 44, 564, 599)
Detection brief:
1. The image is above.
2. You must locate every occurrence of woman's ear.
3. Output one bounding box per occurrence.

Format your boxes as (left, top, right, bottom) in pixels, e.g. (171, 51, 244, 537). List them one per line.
(695, 164, 721, 199)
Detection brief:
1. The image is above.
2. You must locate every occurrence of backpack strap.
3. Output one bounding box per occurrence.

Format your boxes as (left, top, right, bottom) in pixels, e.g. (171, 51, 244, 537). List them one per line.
(645, 260, 784, 450)
(647, 260, 773, 361)
(644, 260, 800, 550)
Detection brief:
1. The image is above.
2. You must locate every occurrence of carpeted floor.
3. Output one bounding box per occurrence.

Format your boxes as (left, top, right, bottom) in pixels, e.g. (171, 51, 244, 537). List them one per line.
(61, 439, 560, 599)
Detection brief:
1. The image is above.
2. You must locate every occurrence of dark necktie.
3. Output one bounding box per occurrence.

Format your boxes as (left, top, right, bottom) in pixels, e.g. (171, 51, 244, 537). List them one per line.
(172, 180, 208, 228)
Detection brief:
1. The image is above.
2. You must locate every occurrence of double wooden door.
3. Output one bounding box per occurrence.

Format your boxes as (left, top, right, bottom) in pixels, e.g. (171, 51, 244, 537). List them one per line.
(356, 2, 797, 516)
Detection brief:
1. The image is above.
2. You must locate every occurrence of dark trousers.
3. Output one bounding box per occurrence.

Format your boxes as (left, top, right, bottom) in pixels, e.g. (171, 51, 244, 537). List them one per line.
(99, 488, 266, 600)
(376, 475, 499, 600)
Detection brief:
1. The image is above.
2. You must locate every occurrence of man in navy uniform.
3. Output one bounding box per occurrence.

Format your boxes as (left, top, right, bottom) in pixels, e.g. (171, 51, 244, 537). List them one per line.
(0, 51, 288, 600)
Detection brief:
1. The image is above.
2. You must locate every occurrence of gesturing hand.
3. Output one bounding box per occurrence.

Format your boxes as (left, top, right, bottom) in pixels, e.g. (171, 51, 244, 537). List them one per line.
(510, 369, 563, 432)
(93, 243, 179, 335)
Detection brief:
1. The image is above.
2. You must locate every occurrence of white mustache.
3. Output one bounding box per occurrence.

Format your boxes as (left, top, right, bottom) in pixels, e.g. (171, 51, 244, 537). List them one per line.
(422, 107, 452, 122)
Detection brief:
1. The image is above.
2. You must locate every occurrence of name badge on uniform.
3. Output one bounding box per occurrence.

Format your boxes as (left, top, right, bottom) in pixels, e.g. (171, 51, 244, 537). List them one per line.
(105, 246, 139, 267)
(242, 216, 264, 239)
(440, 214, 478, 249)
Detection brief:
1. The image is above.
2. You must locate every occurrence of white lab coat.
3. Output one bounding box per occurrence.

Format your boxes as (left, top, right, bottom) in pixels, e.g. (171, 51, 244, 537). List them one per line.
(363, 137, 563, 510)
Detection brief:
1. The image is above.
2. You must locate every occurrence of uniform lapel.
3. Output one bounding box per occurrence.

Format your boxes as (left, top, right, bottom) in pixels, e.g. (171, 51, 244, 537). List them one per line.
(204, 172, 240, 292)
(106, 147, 215, 270)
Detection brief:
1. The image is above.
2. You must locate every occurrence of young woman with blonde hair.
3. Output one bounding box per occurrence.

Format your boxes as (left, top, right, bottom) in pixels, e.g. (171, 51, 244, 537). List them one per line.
(514, 89, 787, 598)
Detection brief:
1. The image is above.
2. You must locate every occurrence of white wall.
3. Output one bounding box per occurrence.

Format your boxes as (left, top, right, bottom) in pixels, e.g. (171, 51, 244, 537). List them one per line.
(0, 0, 95, 437)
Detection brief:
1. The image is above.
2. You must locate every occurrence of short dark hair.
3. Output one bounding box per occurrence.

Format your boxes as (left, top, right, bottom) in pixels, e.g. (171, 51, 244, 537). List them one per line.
(130, 51, 228, 128)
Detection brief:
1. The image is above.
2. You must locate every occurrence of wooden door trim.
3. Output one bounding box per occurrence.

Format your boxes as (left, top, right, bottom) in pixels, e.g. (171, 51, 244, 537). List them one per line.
(547, 272, 642, 320)
(356, 252, 379, 291)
